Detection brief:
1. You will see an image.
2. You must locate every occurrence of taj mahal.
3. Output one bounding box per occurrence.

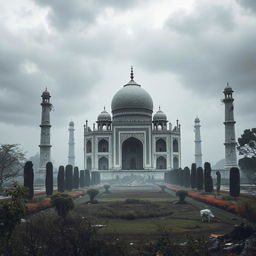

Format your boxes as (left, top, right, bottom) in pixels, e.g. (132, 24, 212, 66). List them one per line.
(83, 67, 181, 177)
(39, 67, 238, 181)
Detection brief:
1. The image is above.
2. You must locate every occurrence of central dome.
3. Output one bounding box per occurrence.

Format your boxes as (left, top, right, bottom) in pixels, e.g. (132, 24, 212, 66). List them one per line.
(111, 68, 153, 113)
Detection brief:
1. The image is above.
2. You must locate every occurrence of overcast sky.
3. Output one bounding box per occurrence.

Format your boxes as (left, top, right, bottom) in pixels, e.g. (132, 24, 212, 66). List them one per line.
(0, 0, 255, 170)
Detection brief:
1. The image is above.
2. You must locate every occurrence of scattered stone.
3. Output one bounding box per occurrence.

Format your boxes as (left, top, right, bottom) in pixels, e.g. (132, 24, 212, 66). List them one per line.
(240, 234, 256, 256)
(223, 243, 244, 254)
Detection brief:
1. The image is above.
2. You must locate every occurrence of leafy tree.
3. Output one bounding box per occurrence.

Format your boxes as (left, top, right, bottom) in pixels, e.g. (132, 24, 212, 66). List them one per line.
(51, 193, 74, 218)
(190, 163, 197, 188)
(0, 144, 26, 189)
(73, 167, 79, 189)
(79, 170, 85, 187)
(45, 162, 53, 196)
(237, 128, 256, 157)
(196, 167, 204, 191)
(0, 182, 27, 249)
(23, 161, 34, 200)
(230, 167, 240, 198)
(237, 128, 256, 183)
(65, 165, 73, 191)
(57, 166, 65, 192)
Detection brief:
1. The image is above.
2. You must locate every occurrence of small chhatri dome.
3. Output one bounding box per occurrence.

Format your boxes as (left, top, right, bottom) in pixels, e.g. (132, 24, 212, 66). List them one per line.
(224, 82, 233, 92)
(69, 121, 74, 126)
(97, 107, 111, 122)
(42, 87, 50, 98)
(195, 116, 200, 122)
(111, 67, 153, 112)
(153, 106, 167, 121)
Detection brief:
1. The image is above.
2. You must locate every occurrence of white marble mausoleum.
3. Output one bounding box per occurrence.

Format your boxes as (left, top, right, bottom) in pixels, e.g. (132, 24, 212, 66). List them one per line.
(83, 68, 181, 175)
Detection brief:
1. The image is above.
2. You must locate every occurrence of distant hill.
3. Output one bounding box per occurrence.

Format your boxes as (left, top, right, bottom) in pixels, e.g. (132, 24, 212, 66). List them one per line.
(212, 159, 225, 169)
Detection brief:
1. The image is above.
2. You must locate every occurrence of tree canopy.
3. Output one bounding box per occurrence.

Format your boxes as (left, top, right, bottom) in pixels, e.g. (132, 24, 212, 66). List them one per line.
(0, 144, 26, 188)
(237, 129, 256, 184)
(237, 128, 256, 157)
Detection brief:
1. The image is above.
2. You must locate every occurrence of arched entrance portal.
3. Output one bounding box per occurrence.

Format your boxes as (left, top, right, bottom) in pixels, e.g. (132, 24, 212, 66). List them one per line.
(122, 137, 143, 170)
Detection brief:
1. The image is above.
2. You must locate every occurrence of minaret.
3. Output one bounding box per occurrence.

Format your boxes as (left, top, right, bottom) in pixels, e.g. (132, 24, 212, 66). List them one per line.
(68, 121, 75, 166)
(194, 117, 202, 167)
(39, 88, 52, 172)
(223, 83, 238, 170)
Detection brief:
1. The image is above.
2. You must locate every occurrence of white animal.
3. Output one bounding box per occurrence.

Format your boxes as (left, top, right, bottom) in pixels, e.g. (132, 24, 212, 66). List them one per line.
(200, 209, 214, 223)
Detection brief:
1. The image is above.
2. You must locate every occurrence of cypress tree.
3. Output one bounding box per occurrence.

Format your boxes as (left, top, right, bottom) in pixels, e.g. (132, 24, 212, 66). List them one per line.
(178, 168, 182, 186)
(45, 162, 53, 196)
(204, 162, 213, 193)
(180, 169, 185, 186)
(84, 170, 90, 187)
(216, 170, 221, 193)
(196, 167, 204, 191)
(73, 167, 79, 189)
(65, 164, 73, 191)
(164, 172, 168, 183)
(184, 167, 191, 187)
(230, 167, 240, 198)
(167, 171, 171, 184)
(97, 172, 101, 184)
(24, 161, 34, 200)
(190, 163, 197, 189)
(57, 165, 65, 192)
(80, 170, 85, 187)
(174, 169, 178, 185)
(91, 171, 101, 185)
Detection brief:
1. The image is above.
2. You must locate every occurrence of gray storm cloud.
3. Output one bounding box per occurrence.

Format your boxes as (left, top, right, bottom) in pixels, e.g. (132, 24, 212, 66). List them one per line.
(0, 0, 255, 167)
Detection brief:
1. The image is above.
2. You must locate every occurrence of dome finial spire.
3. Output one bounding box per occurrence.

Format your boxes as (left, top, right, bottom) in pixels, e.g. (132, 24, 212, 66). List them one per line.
(130, 65, 134, 80)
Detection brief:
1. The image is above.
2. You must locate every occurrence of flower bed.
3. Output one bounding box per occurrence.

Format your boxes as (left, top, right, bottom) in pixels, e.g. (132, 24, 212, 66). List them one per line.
(27, 190, 89, 214)
(165, 185, 238, 214)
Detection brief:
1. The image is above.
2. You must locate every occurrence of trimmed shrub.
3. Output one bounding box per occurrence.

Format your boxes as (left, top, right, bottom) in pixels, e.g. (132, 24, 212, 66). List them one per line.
(84, 170, 90, 187)
(230, 167, 240, 198)
(57, 166, 65, 192)
(176, 190, 188, 203)
(51, 193, 74, 218)
(65, 165, 73, 191)
(159, 185, 165, 192)
(79, 170, 85, 187)
(45, 162, 53, 196)
(216, 170, 221, 193)
(73, 167, 79, 189)
(204, 162, 213, 193)
(190, 163, 197, 189)
(87, 188, 99, 203)
(23, 161, 34, 200)
(103, 184, 111, 193)
(196, 167, 204, 191)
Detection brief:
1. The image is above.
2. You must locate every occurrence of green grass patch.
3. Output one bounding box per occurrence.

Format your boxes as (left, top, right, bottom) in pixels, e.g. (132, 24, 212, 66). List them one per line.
(98, 217, 223, 235)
